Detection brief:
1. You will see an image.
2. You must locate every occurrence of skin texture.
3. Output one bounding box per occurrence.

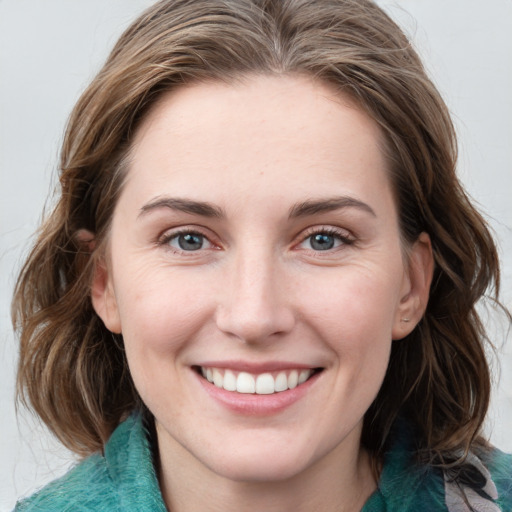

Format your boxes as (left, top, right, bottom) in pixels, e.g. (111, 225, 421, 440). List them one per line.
(91, 75, 433, 512)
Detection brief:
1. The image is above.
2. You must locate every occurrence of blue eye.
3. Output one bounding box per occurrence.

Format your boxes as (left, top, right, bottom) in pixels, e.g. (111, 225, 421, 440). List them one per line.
(166, 232, 211, 251)
(299, 229, 351, 251)
(178, 233, 203, 251)
(309, 233, 336, 251)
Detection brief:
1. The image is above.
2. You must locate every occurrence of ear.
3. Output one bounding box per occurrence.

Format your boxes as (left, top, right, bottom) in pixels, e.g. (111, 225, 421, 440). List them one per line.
(392, 232, 434, 340)
(76, 229, 122, 334)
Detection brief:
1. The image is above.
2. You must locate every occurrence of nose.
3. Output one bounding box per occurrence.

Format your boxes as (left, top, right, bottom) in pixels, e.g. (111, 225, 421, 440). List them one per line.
(215, 247, 295, 345)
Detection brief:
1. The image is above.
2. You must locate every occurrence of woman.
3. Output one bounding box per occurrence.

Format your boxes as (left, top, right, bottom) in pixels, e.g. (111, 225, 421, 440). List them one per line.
(12, 0, 512, 510)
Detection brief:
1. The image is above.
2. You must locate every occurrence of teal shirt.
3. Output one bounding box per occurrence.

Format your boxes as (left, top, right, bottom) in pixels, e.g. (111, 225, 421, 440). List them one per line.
(16, 414, 167, 512)
(15, 414, 512, 511)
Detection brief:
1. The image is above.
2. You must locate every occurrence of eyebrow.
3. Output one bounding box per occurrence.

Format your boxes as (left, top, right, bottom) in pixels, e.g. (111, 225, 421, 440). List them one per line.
(138, 197, 225, 219)
(138, 195, 376, 220)
(288, 196, 376, 219)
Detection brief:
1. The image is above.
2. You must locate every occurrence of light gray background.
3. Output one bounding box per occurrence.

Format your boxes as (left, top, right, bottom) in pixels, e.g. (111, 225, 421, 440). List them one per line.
(1, 0, 511, 509)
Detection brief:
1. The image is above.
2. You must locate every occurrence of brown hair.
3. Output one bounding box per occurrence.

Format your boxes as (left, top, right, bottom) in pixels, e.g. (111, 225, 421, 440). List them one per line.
(12, 0, 508, 469)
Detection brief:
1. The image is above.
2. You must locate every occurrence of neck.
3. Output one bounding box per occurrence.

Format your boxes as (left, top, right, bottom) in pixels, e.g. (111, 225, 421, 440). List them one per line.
(156, 424, 377, 512)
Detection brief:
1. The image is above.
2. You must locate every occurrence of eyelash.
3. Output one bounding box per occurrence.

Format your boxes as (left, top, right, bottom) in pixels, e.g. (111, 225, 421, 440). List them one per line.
(156, 226, 354, 254)
(297, 226, 355, 252)
(157, 228, 214, 253)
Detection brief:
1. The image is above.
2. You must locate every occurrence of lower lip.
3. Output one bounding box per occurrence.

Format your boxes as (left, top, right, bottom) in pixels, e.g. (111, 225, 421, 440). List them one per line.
(195, 370, 322, 416)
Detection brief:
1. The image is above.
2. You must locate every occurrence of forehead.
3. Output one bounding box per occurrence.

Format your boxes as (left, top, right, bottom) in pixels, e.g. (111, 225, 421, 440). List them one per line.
(123, 74, 392, 214)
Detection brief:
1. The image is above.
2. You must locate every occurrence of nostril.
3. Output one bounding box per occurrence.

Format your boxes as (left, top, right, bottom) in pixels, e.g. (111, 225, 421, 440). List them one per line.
(214, 305, 296, 345)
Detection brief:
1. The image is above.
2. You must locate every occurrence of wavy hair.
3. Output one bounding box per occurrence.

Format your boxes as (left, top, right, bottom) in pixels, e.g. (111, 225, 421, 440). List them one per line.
(13, 0, 507, 469)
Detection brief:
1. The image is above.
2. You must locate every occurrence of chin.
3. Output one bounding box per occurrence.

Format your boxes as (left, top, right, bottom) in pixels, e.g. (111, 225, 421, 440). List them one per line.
(196, 428, 330, 484)
(205, 451, 313, 484)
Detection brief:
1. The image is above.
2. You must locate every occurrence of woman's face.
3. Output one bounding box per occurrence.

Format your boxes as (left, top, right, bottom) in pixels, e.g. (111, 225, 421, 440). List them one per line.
(93, 75, 431, 483)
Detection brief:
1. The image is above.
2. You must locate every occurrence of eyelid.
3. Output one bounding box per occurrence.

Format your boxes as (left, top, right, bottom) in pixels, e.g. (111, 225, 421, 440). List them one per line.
(294, 225, 355, 250)
(156, 225, 220, 252)
(154, 224, 354, 254)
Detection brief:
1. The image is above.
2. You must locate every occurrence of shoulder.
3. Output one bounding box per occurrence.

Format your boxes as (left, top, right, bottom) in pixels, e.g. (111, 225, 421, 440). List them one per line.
(485, 447, 512, 510)
(14, 452, 116, 511)
(441, 447, 512, 512)
(14, 413, 166, 512)
(371, 421, 512, 512)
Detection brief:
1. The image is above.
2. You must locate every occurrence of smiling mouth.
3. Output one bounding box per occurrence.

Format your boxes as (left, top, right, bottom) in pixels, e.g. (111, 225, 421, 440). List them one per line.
(195, 366, 323, 395)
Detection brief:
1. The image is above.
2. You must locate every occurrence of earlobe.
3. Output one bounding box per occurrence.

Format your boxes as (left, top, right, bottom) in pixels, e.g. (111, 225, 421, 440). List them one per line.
(392, 232, 434, 340)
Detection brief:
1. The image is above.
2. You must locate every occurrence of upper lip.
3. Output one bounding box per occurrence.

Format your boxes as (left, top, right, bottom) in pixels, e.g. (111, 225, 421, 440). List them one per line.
(195, 360, 320, 373)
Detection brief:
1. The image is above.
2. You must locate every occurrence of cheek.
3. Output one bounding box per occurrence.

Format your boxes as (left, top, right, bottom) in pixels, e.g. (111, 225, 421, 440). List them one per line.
(300, 265, 401, 343)
(115, 262, 210, 340)
(299, 265, 400, 396)
(112, 266, 215, 389)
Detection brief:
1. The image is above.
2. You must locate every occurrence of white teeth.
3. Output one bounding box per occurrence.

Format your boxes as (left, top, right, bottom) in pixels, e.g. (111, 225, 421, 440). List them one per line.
(212, 369, 223, 388)
(298, 369, 310, 384)
(288, 370, 299, 389)
(274, 372, 288, 392)
(223, 369, 237, 391)
(237, 372, 256, 393)
(255, 373, 275, 395)
(200, 367, 315, 394)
